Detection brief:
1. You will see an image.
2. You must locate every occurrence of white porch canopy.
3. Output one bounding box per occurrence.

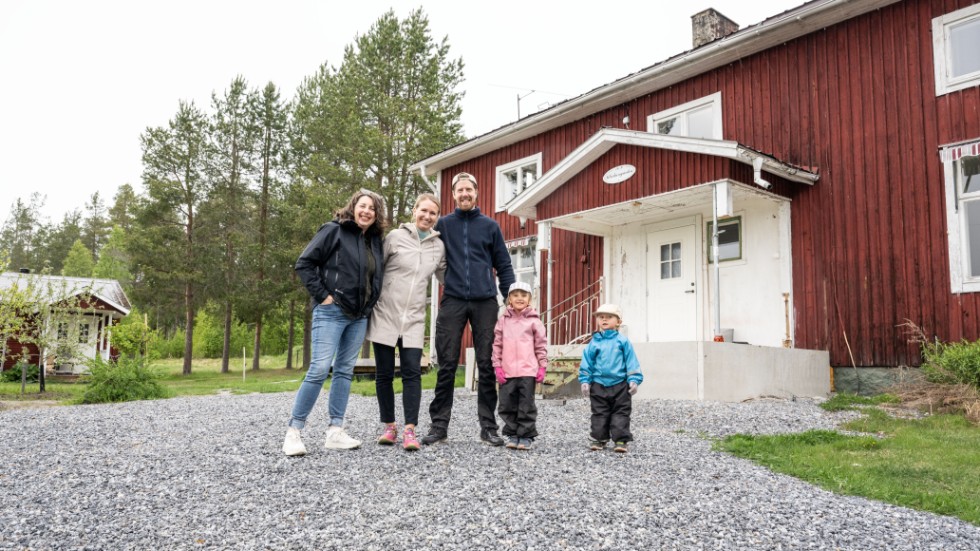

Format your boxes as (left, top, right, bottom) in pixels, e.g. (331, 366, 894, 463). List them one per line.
(506, 128, 819, 221)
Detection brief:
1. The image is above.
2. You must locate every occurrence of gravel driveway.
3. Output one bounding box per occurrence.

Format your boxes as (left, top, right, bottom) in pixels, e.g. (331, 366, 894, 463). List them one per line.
(1, 390, 978, 550)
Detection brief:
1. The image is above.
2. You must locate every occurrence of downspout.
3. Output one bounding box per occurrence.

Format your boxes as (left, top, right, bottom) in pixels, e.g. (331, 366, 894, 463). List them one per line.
(752, 157, 772, 190)
(712, 183, 722, 341)
(543, 222, 553, 344)
(417, 163, 439, 195)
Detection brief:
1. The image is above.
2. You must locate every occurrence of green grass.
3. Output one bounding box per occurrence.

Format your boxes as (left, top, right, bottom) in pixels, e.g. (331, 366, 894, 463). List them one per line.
(820, 392, 900, 411)
(715, 409, 980, 525)
(1, 353, 464, 405)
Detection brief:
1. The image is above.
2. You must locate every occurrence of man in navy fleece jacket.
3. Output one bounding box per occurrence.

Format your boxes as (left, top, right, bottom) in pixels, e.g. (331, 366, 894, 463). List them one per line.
(422, 172, 515, 446)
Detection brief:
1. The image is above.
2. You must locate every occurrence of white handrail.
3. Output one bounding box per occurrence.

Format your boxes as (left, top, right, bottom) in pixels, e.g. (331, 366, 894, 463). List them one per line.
(542, 276, 603, 345)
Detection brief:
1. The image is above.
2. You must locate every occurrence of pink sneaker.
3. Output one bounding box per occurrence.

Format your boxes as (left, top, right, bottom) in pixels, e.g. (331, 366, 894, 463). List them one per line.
(377, 423, 398, 445)
(402, 427, 420, 451)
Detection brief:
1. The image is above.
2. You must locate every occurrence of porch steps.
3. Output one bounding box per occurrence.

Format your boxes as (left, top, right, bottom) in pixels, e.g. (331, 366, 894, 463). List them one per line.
(540, 355, 584, 398)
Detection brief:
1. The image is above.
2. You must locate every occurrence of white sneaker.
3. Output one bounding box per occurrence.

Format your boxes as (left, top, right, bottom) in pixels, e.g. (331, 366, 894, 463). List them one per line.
(283, 427, 307, 456)
(324, 426, 361, 450)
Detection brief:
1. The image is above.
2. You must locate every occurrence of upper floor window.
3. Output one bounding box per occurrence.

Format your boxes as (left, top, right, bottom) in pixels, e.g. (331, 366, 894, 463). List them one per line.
(495, 153, 541, 211)
(647, 92, 723, 140)
(933, 3, 980, 96)
(941, 141, 980, 293)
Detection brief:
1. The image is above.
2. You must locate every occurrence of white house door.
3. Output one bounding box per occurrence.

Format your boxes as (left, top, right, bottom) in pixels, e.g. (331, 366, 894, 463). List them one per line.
(647, 225, 698, 341)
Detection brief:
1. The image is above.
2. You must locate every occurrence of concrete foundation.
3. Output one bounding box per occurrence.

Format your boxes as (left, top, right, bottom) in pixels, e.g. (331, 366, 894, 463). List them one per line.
(467, 342, 832, 402)
(832, 366, 920, 395)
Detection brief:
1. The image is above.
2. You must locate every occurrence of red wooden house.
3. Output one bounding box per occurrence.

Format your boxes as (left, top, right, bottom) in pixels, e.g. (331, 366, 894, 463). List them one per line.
(411, 0, 980, 399)
(1, 272, 131, 374)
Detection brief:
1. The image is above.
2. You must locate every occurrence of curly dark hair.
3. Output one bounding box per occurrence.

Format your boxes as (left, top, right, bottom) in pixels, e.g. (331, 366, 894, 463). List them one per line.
(336, 189, 389, 233)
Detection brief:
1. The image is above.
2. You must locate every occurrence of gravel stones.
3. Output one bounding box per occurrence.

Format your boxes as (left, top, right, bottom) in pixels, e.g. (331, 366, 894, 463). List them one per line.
(1, 391, 978, 550)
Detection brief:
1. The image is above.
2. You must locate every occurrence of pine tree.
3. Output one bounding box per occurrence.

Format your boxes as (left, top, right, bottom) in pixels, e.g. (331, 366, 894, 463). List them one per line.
(93, 226, 132, 287)
(205, 76, 260, 373)
(332, 8, 465, 223)
(109, 184, 138, 234)
(0, 194, 49, 272)
(135, 100, 209, 375)
(241, 82, 289, 370)
(61, 239, 94, 277)
(81, 192, 110, 256)
(39, 210, 82, 274)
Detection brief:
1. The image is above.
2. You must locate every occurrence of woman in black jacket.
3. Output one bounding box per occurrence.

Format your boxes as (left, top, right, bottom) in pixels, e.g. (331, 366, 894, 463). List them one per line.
(283, 189, 386, 456)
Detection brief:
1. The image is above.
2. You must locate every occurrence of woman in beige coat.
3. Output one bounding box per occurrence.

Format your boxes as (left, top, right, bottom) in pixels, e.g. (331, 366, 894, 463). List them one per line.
(366, 193, 446, 450)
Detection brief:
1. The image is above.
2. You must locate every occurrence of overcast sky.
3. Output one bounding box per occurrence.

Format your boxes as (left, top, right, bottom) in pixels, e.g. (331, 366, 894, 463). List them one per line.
(0, 0, 800, 223)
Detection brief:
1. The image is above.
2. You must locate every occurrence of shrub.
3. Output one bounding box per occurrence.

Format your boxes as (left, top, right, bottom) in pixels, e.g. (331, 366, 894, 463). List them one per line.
(111, 308, 156, 359)
(79, 356, 168, 404)
(192, 306, 253, 359)
(0, 361, 39, 383)
(920, 338, 980, 389)
(150, 328, 185, 359)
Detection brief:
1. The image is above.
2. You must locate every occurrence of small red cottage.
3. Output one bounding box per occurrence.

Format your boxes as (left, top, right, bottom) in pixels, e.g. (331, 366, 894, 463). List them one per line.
(411, 0, 980, 400)
(1, 272, 131, 374)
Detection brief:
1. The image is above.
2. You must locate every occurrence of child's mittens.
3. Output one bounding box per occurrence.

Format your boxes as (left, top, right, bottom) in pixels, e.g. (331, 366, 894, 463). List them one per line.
(581, 383, 590, 397)
(535, 366, 546, 383)
(628, 382, 638, 395)
(494, 367, 506, 385)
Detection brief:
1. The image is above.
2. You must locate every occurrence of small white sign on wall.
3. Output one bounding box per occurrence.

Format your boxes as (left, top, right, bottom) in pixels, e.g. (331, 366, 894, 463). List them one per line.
(603, 164, 636, 184)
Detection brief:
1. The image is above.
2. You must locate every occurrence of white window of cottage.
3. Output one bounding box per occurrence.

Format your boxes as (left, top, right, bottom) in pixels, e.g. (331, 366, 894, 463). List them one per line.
(647, 92, 723, 140)
(495, 153, 542, 212)
(942, 142, 980, 292)
(933, 3, 980, 95)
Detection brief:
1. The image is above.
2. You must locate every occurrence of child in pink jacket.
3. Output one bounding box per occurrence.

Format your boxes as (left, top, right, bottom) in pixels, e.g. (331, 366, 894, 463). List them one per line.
(492, 281, 548, 450)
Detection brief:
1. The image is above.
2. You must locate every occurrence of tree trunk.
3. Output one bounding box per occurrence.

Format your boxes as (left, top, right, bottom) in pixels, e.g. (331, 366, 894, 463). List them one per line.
(302, 302, 312, 370)
(183, 282, 194, 375)
(285, 299, 295, 370)
(38, 354, 45, 393)
(251, 318, 262, 371)
(221, 299, 232, 373)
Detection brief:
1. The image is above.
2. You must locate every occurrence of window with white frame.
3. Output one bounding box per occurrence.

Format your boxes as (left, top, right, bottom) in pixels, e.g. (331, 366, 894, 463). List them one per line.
(942, 141, 980, 293)
(495, 154, 542, 211)
(933, 3, 980, 96)
(78, 323, 90, 344)
(647, 91, 723, 140)
(508, 238, 537, 306)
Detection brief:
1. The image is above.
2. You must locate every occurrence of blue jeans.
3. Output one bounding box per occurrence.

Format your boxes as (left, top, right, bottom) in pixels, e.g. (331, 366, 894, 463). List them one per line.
(288, 303, 367, 429)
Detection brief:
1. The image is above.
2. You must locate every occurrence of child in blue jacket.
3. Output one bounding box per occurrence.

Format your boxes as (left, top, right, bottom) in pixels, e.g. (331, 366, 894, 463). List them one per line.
(578, 303, 642, 453)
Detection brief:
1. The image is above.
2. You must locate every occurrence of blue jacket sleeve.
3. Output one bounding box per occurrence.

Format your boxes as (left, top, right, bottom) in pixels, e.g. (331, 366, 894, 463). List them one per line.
(621, 338, 643, 386)
(578, 342, 596, 384)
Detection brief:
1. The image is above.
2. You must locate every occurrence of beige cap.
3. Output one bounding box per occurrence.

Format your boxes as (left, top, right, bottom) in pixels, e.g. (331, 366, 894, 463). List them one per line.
(508, 281, 533, 295)
(594, 303, 622, 319)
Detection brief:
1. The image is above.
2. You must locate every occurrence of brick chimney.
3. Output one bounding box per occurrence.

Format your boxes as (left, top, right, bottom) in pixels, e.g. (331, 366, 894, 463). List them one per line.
(692, 8, 739, 48)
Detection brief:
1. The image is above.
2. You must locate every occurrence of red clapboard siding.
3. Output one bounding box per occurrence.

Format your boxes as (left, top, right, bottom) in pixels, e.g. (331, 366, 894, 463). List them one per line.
(436, 0, 980, 367)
